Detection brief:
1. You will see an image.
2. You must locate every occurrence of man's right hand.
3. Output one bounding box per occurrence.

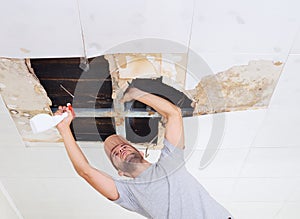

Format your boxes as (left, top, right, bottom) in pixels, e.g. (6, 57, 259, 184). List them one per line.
(55, 105, 75, 132)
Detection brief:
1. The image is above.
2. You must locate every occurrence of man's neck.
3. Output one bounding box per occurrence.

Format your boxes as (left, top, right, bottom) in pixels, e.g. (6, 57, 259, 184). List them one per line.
(127, 160, 151, 178)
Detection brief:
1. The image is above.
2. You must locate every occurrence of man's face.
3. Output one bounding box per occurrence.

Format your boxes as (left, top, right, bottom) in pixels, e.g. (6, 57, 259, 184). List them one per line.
(110, 143, 144, 175)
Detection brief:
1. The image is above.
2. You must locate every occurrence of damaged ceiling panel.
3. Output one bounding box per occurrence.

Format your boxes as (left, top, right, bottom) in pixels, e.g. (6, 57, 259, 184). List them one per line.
(105, 53, 193, 100)
(0, 56, 283, 147)
(0, 58, 58, 142)
(192, 60, 284, 115)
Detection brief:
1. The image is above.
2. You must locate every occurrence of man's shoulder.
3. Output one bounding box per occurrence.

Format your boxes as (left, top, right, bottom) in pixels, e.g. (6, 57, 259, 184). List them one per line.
(160, 138, 184, 161)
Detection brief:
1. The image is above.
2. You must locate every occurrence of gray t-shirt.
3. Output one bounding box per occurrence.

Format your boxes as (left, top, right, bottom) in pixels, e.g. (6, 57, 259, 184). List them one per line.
(113, 139, 232, 219)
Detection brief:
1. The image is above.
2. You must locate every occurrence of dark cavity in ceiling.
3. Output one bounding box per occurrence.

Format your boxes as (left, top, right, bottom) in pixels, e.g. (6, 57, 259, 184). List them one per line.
(31, 56, 193, 143)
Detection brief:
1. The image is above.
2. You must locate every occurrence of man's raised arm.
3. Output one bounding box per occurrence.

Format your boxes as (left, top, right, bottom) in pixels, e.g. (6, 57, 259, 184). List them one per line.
(55, 106, 119, 201)
(122, 88, 185, 149)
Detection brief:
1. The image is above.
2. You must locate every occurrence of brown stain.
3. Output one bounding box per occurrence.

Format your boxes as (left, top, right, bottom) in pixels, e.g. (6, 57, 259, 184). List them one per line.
(218, 72, 271, 108)
(20, 48, 31, 53)
(34, 84, 44, 94)
(193, 60, 283, 115)
(273, 61, 283, 66)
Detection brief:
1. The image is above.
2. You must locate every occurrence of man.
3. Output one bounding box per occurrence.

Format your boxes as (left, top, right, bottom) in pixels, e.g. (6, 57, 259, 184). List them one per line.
(56, 87, 232, 219)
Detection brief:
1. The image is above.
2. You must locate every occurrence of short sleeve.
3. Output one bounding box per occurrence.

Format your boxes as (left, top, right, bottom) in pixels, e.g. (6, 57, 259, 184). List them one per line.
(158, 139, 185, 173)
(113, 180, 138, 212)
(113, 179, 152, 218)
(161, 138, 184, 159)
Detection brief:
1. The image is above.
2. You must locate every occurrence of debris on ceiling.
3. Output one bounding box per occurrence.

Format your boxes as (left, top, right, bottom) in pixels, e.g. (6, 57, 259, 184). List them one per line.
(105, 53, 192, 100)
(0, 56, 283, 147)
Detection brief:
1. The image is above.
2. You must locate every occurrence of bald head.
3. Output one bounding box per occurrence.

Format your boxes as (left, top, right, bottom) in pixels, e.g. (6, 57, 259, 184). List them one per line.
(104, 134, 131, 158)
(104, 135, 148, 176)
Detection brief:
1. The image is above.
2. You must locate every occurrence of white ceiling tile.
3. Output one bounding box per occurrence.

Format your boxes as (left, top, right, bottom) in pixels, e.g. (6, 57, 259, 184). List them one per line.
(79, 0, 194, 56)
(0, 181, 20, 219)
(0, 95, 9, 115)
(190, 21, 298, 54)
(185, 149, 203, 169)
(0, 114, 24, 149)
(1, 178, 143, 219)
(183, 115, 213, 150)
(0, 147, 77, 178)
(193, 53, 287, 75)
(0, 195, 19, 219)
(286, 178, 300, 201)
(186, 148, 249, 178)
(0, 114, 18, 134)
(185, 50, 215, 89)
(229, 202, 283, 219)
(0, 113, 17, 133)
(184, 110, 267, 150)
(194, 0, 300, 24)
(252, 108, 300, 147)
(220, 110, 267, 148)
(269, 55, 300, 110)
(291, 28, 300, 54)
(275, 202, 300, 219)
(198, 178, 237, 202)
(183, 113, 226, 164)
(0, 133, 24, 149)
(190, 0, 299, 55)
(0, 145, 121, 178)
(233, 178, 297, 202)
(240, 148, 300, 177)
(0, 0, 84, 58)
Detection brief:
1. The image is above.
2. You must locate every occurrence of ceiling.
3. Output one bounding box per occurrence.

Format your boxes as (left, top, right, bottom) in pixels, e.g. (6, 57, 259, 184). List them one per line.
(1, 0, 300, 219)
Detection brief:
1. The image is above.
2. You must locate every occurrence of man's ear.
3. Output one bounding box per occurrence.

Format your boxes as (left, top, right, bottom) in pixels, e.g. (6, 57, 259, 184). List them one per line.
(139, 150, 145, 158)
(118, 170, 124, 176)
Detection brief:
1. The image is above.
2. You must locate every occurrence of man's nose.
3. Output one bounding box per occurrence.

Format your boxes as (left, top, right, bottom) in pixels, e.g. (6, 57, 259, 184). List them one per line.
(119, 145, 126, 152)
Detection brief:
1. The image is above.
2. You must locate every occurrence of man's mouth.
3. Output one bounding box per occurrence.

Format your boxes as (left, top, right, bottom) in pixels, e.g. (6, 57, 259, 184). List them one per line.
(124, 153, 136, 162)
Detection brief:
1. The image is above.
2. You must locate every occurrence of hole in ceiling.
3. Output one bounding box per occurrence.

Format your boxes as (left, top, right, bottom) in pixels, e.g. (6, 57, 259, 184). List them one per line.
(30, 56, 193, 143)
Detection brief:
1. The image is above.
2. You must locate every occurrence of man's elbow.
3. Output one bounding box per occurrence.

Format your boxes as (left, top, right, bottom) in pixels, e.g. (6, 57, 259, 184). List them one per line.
(165, 106, 182, 122)
(76, 165, 92, 179)
(170, 106, 182, 118)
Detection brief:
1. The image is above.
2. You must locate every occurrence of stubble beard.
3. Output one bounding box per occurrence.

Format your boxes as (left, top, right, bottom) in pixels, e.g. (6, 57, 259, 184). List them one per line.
(121, 152, 143, 174)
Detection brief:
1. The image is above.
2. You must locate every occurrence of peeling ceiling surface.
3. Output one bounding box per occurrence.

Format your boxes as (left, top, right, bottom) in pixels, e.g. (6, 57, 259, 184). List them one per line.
(1, 0, 300, 219)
